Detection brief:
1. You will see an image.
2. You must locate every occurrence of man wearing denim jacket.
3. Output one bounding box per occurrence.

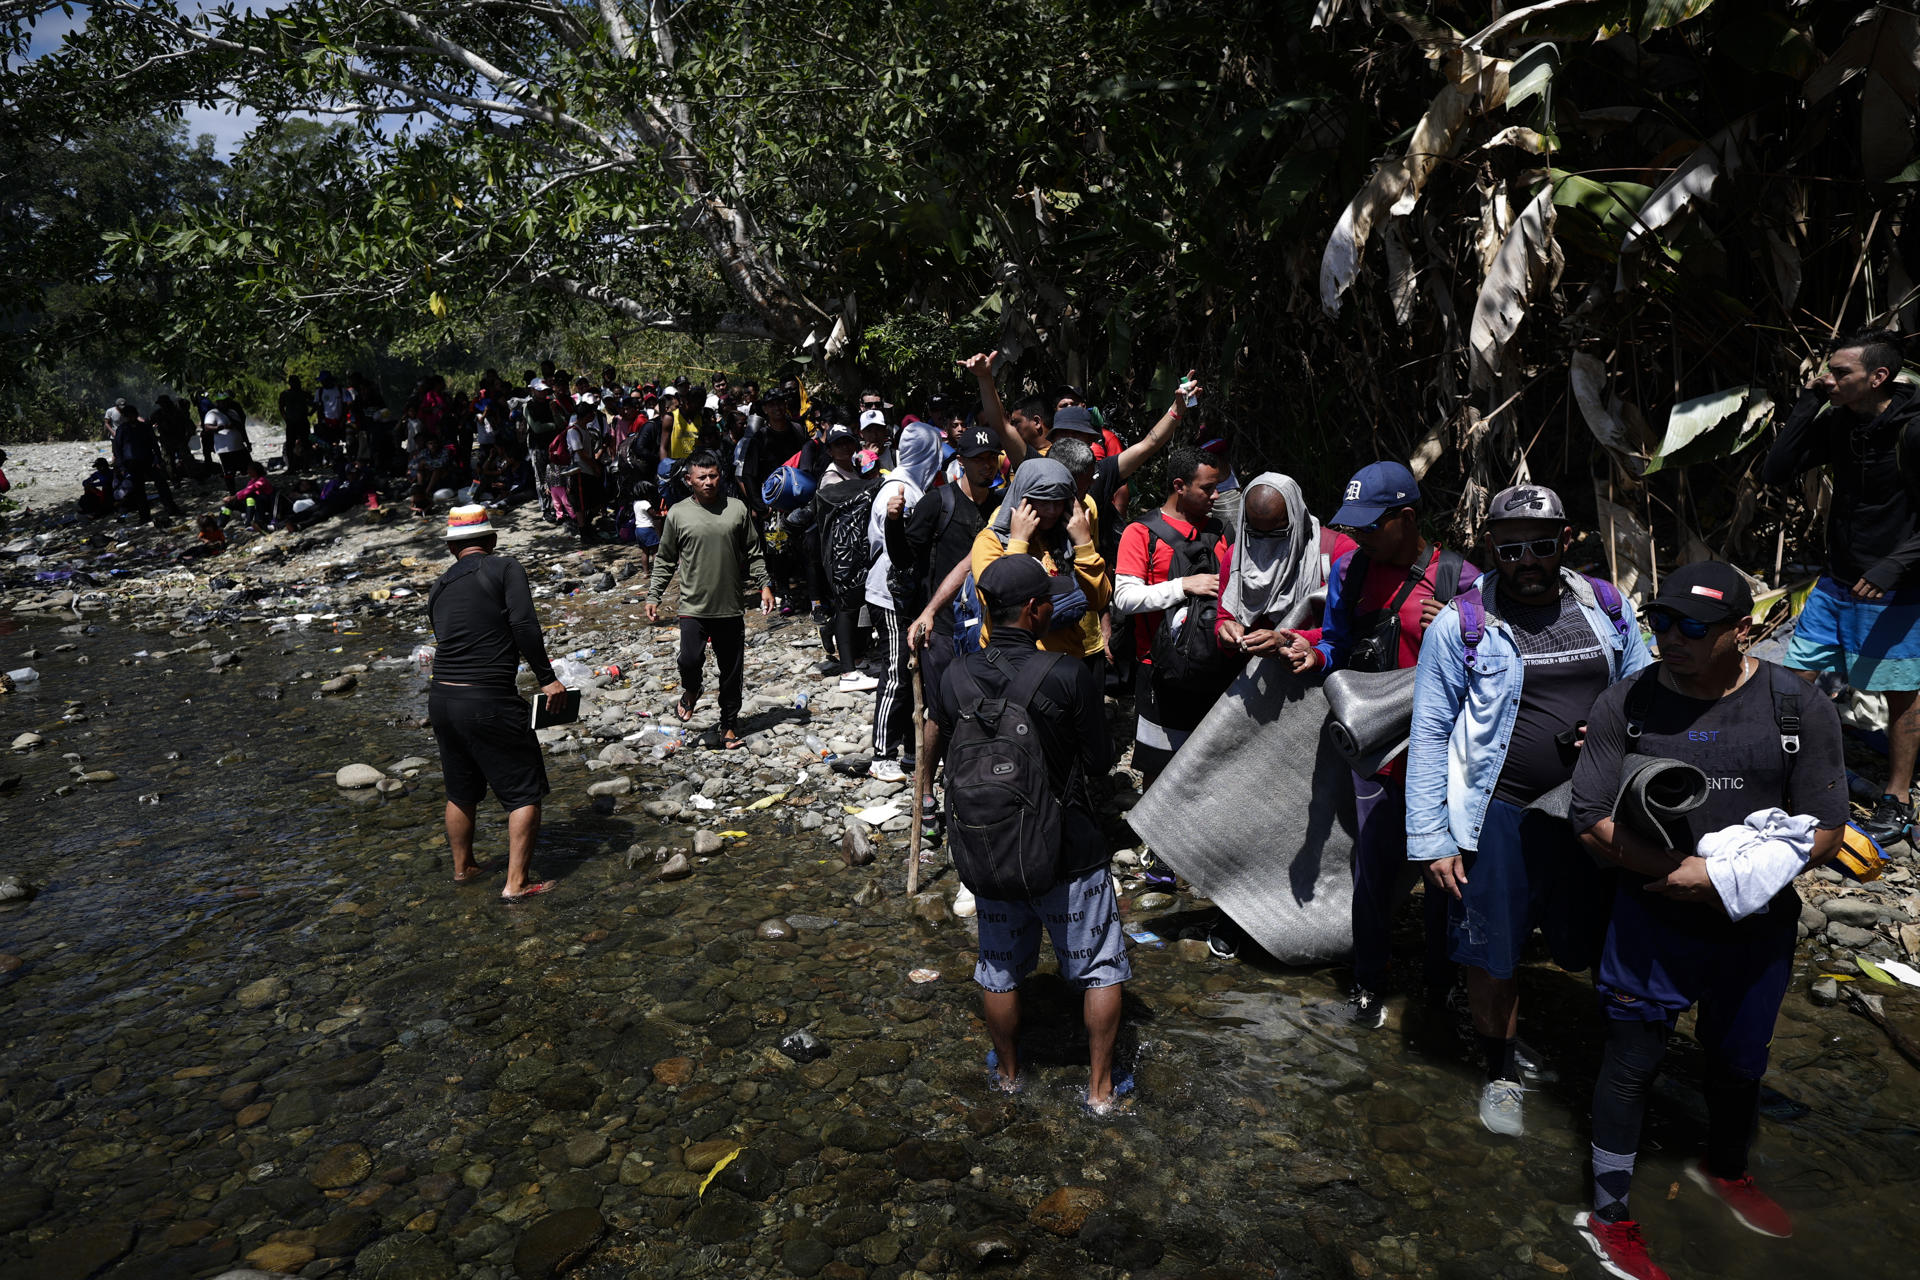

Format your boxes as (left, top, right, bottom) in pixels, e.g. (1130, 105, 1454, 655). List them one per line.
(1405, 484, 1653, 1137)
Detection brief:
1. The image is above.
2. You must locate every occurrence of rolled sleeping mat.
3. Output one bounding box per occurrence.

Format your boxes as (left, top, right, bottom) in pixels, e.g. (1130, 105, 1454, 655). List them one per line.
(1322, 665, 1418, 778)
(1528, 755, 1707, 845)
(760, 464, 817, 512)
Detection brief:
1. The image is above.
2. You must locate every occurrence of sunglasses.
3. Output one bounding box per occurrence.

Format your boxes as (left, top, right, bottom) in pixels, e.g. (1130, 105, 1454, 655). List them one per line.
(1492, 538, 1561, 563)
(1647, 610, 1713, 640)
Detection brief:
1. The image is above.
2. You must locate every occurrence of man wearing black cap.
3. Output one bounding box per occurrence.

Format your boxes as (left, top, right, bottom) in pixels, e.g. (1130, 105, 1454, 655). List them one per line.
(1407, 484, 1650, 1135)
(934, 555, 1130, 1112)
(1566, 561, 1845, 1278)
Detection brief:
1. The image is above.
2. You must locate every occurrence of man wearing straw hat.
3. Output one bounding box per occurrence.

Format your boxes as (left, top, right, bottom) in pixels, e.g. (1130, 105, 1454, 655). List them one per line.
(426, 504, 569, 901)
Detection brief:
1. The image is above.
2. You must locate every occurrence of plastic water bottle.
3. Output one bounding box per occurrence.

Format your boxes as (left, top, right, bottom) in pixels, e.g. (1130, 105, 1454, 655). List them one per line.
(411, 645, 436, 677)
(651, 725, 684, 741)
(6, 667, 40, 685)
(805, 734, 835, 761)
(570, 647, 596, 660)
(793, 692, 810, 711)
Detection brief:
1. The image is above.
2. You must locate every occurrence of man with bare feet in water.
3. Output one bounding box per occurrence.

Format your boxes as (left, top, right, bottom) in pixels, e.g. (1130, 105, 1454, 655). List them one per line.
(425, 505, 569, 901)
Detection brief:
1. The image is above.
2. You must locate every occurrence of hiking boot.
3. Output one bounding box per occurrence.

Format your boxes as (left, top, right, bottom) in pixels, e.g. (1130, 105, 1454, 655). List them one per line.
(868, 757, 907, 783)
(1861, 793, 1912, 846)
(1684, 1161, 1792, 1238)
(1346, 985, 1387, 1030)
(1572, 1213, 1671, 1280)
(1478, 1078, 1525, 1136)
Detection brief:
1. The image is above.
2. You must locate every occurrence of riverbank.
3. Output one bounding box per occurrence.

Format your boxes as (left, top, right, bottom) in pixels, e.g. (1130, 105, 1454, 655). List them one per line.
(2, 437, 1919, 1280)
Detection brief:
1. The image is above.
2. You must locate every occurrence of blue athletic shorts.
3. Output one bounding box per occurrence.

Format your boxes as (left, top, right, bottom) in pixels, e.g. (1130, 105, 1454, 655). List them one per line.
(1595, 889, 1795, 1081)
(974, 864, 1133, 993)
(1447, 797, 1612, 980)
(1784, 575, 1920, 691)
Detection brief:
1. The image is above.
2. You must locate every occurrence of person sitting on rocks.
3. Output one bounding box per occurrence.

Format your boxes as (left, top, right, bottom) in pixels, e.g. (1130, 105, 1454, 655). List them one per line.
(77, 459, 115, 518)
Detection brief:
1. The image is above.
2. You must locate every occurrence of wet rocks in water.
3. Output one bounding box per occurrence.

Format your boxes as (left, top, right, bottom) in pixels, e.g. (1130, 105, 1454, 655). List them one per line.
(0, 773, 20, 793)
(658, 852, 692, 880)
(512, 1207, 605, 1279)
(564, 1132, 609, 1167)
(693, 828, 724, 856)
(683, 1138, 740, 1173)
(841, 822, 875, 867)
(819, 1116, 900, 1152)
(321, 673, 358, 693)
(0, 1184, 50, 1233)
(682, 1189, 758, 1244)
(586, 775, 632, 797)
(310, 1141, 373, 1189)
(894, 1138, 972, 1182)
(1030, 1186, 1109, 1236)
(76, 769, 117, 784)
(11, 732, 43, 751)
(234, 975, 289, 1009)
(782, 1238, 836, 1277)
(23, 1221, 134, 1280)
(779, 1030, 830, 1063)
(1079, 1208, 1164, 1269)
(958, 1228, 1026, 1270)
(756, 916, 795, 941)
(1134, 891, 1176, 911)
(652, 1057, 695, 1086)
(336, 762, 385, 788)
(0, 875, 35, 904)
(1812, 976, 1840, 1006)
(910, 891, 950, 923)
(246, 1240, 318, 1272)
(353, 1231, 456, 1279)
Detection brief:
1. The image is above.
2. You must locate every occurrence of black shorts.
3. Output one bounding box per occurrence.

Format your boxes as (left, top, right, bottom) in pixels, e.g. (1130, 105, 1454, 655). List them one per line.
(429, 684, 551, 810)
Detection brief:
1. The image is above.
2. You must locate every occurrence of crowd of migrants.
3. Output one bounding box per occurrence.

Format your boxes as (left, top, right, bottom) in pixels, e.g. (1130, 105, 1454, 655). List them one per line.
(84, 328, 1920, 1280)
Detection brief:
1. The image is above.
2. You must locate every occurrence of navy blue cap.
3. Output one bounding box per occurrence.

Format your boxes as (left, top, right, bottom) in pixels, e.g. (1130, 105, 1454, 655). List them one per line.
(1330, 461, 1419, 528)
(1050, 406, 1099, 438)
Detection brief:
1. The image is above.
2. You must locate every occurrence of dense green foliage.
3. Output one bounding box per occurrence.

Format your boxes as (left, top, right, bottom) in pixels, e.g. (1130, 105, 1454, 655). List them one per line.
(2, 1, 1914, 580)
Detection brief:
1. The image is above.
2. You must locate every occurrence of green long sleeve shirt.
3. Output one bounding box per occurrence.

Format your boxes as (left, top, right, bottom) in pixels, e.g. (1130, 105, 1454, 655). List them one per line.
(648, 496, 766, 618)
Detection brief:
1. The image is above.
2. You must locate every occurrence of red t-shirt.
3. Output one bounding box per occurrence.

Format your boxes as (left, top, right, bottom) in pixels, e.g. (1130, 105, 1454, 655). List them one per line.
(1117, 514, 1233, 660)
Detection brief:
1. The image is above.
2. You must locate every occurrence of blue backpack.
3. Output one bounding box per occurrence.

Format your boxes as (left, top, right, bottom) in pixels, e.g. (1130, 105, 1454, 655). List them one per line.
(951, 572, 985, 656)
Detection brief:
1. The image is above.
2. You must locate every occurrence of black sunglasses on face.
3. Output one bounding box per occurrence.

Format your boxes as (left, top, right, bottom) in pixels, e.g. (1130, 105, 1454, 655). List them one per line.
(1493, 538, 1561, 563)
(1647, 610, 1713, 640)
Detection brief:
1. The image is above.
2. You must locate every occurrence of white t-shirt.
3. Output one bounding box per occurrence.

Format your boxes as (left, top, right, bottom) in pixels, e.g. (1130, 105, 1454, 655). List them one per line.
(318, 387, 346, 420)
(205, 410, 242, 453)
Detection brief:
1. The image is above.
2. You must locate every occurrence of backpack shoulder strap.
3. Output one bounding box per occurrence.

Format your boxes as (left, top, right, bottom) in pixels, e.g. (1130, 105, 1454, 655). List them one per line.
(934, 484, 958, 544)
(1584, 575, 1629, 639)
(1766, 662, 1803, 796)
(1001, 650, 1066, 719)
(951, 654, 990, 710)
(1456, 584, 1485, 670)
(1623, 666, 1661, 745)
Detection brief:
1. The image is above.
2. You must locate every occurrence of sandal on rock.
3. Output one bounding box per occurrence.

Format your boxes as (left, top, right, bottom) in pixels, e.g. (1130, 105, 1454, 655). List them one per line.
(674, 694, 695, 723)
(501, 880, 556, 903)
(722, 728, 748, 750)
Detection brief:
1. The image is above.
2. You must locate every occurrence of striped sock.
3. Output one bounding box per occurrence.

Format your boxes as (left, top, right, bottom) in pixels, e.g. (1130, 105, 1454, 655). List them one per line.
(1592, 1145, 1637, 1223)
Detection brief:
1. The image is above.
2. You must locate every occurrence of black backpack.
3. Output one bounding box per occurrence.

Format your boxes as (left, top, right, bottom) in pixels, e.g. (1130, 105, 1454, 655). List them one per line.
(816, 473, 879, 607)
(944, 650, 1077, 900)
(1140, 511, 1240, 692)
(1337, 543, 1468, 673)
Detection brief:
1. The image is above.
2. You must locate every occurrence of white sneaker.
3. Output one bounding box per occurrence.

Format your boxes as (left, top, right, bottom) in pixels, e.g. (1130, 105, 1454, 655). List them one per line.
(838, 671, 879, 692)
(1479, 1078, 1525, 1137)
(868, 758, 907, 783)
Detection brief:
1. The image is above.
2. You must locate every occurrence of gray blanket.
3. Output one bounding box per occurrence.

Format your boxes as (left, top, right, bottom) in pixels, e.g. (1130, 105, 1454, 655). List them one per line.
(1127, 656, 1358, 963)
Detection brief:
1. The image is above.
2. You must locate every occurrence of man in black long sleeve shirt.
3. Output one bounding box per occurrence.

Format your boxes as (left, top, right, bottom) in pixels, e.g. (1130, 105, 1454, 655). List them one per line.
(110, 401, 182, 524)
(426, 505, 568, 900)
(1761, 328, 1920, 843)
(933, 556, 1129, 1111)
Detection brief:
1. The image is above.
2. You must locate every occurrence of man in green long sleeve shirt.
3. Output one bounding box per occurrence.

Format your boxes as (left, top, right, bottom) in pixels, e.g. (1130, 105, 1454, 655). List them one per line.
(647, 451, 774, 747)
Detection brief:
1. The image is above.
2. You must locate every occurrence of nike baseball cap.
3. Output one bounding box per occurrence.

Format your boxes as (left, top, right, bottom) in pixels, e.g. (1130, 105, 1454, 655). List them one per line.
(1487, 483, 1567, 524)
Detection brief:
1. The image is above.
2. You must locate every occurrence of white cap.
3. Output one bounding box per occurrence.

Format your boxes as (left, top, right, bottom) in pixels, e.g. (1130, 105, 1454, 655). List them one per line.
(859, 409, 887, 431)
(661, 385, 679, 398)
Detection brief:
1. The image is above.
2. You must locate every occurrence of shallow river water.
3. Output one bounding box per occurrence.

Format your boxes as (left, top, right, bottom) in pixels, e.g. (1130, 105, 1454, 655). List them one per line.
(1, 614, 1916, 1280)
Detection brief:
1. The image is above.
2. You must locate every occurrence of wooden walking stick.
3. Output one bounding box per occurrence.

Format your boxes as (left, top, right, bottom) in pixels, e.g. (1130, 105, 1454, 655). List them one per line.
(907, 650, 927, 896)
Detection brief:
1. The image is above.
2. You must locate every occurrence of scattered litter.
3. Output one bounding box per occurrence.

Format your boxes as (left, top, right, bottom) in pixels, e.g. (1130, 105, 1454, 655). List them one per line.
(687, 794, 716, 811)
(697, 1148, 740, 1197)
(1861, 957, 1920, 988)
(1125, 929, 1165, 947)
(743, 790, 788, 810)
(908, 968, 940, 983)
(717, 829, 749, 839)
(852, 803, 900, 826)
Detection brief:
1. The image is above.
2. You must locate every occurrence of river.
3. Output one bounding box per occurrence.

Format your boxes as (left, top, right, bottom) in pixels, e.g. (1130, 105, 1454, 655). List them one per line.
(1, 613, 1916, 1280)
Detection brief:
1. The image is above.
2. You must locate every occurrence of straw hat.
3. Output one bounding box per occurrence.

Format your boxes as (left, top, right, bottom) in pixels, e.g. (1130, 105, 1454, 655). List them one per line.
(445, 504, 495, 540)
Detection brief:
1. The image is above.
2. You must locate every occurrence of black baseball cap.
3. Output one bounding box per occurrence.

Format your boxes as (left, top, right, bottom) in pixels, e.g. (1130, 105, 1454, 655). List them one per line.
(956, 424, 1002, 458)
(978, 555, 1072, 608)
(1649, 561, 1753, 625)
(823, 422, 857, 445)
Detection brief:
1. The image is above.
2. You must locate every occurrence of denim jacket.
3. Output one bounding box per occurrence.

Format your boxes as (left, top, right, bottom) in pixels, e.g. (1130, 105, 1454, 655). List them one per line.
(1404, 568, 1654, 860)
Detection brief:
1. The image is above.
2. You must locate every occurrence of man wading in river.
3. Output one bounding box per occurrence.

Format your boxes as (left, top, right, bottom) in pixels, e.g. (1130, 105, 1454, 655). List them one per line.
(426, 505, 568, 901)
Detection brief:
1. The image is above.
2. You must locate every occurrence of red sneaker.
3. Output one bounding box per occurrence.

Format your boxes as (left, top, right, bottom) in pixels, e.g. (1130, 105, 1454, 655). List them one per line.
(1685, 1161, 1793, 1238)
(1572, 1212, 1672, 1280)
